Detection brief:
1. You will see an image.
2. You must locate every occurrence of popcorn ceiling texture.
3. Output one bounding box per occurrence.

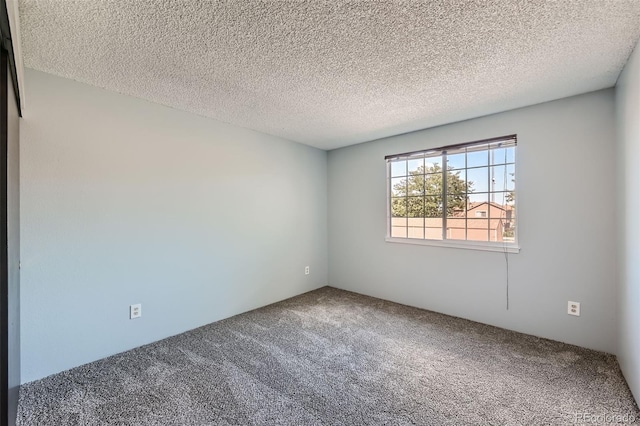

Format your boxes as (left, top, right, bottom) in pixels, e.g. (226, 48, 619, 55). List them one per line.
(18, 0, 640, 149)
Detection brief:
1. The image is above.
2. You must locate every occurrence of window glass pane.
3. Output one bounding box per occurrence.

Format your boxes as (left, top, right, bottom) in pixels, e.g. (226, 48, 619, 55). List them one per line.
(467, 219, 489, 241)
(488, 219, 503, 241)
(407, 175, 425, 196)
(447, 194, 467, 218)
(406, 197, 424, 218)
(467, 149, 488, 168)
(408, 158, 424, 174)
(468, 192, 489, 207)
(407, 227, 424, 239)
(447, 169, 467, 194)
(502, 214, 516, 241)
(506, 164, 515, 191)
(491, 191, 509, 207)
(391, 197, 407, 217)
(391, 217, 407, 227)
(407, 218, 423, 227)
(425, 173, 442, 195)
(424, 196, 442, 217)
(391, 177, 407, 197)
(446, 217, 466, 240)
(390, 160, 406, 177)
(490, 146, 515, 165)
(491, 147, 506, 165)
(425, 156, 443, 173)
(447, 153, 465, 170)
(505, 190, 515, 207)
(425, 217, 443, 240)
(467, 167, 488, 193)
(490, 165, 507, 192)
(489, 165, 516, 193)
(391, 227, 408, 238)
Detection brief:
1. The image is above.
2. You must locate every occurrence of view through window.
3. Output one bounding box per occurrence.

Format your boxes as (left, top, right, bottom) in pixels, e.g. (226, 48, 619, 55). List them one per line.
(387, 135, 517, 247)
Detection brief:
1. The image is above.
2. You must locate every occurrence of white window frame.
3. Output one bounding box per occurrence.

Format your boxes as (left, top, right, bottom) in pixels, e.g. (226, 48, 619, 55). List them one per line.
(385, 135, 519, 253)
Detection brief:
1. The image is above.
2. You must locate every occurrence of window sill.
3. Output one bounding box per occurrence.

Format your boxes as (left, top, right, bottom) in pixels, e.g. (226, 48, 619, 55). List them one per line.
(385, 237, 520, 253)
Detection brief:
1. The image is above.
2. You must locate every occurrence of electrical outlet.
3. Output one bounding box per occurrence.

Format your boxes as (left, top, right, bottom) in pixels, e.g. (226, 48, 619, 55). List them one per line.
(305, 266, 310, 275)
(568, 301, 580, 316)
(130, 303, 142, 319)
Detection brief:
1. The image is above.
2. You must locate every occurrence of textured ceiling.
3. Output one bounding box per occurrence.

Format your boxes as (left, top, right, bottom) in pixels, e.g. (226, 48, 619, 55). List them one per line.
(18, 1, 640, 150)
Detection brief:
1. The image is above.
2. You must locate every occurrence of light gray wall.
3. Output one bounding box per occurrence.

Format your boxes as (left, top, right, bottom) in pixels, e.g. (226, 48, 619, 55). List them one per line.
(329, 89, 617, 354)
(20, 69, 328, 383)
(616, 41, 640, 402)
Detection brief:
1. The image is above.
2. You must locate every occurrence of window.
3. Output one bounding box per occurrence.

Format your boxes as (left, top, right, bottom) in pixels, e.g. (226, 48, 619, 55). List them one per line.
(386, 135, 518, 253)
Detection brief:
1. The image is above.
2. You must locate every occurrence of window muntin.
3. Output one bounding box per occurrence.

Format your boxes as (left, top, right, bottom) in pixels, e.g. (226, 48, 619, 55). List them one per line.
(386, 135, 517, 250)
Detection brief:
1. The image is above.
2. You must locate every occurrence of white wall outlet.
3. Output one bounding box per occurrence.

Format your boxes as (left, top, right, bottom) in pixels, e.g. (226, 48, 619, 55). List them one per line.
(568, 301, 580, 316)
(305, 266, 310, 275)
(130, 303, 142, 319)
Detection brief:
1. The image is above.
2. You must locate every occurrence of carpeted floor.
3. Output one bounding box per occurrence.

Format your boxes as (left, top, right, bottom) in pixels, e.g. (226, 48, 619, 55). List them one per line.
(18, 287, 639, 425)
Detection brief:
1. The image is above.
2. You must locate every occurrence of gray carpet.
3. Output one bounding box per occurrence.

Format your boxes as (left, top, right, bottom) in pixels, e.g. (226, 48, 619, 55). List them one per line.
(18, 287, 639, 425)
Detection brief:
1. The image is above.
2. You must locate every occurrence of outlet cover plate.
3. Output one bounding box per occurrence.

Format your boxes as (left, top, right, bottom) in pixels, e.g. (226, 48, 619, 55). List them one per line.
(130, 303, 142, 319)
(568, 301, 580, 316)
